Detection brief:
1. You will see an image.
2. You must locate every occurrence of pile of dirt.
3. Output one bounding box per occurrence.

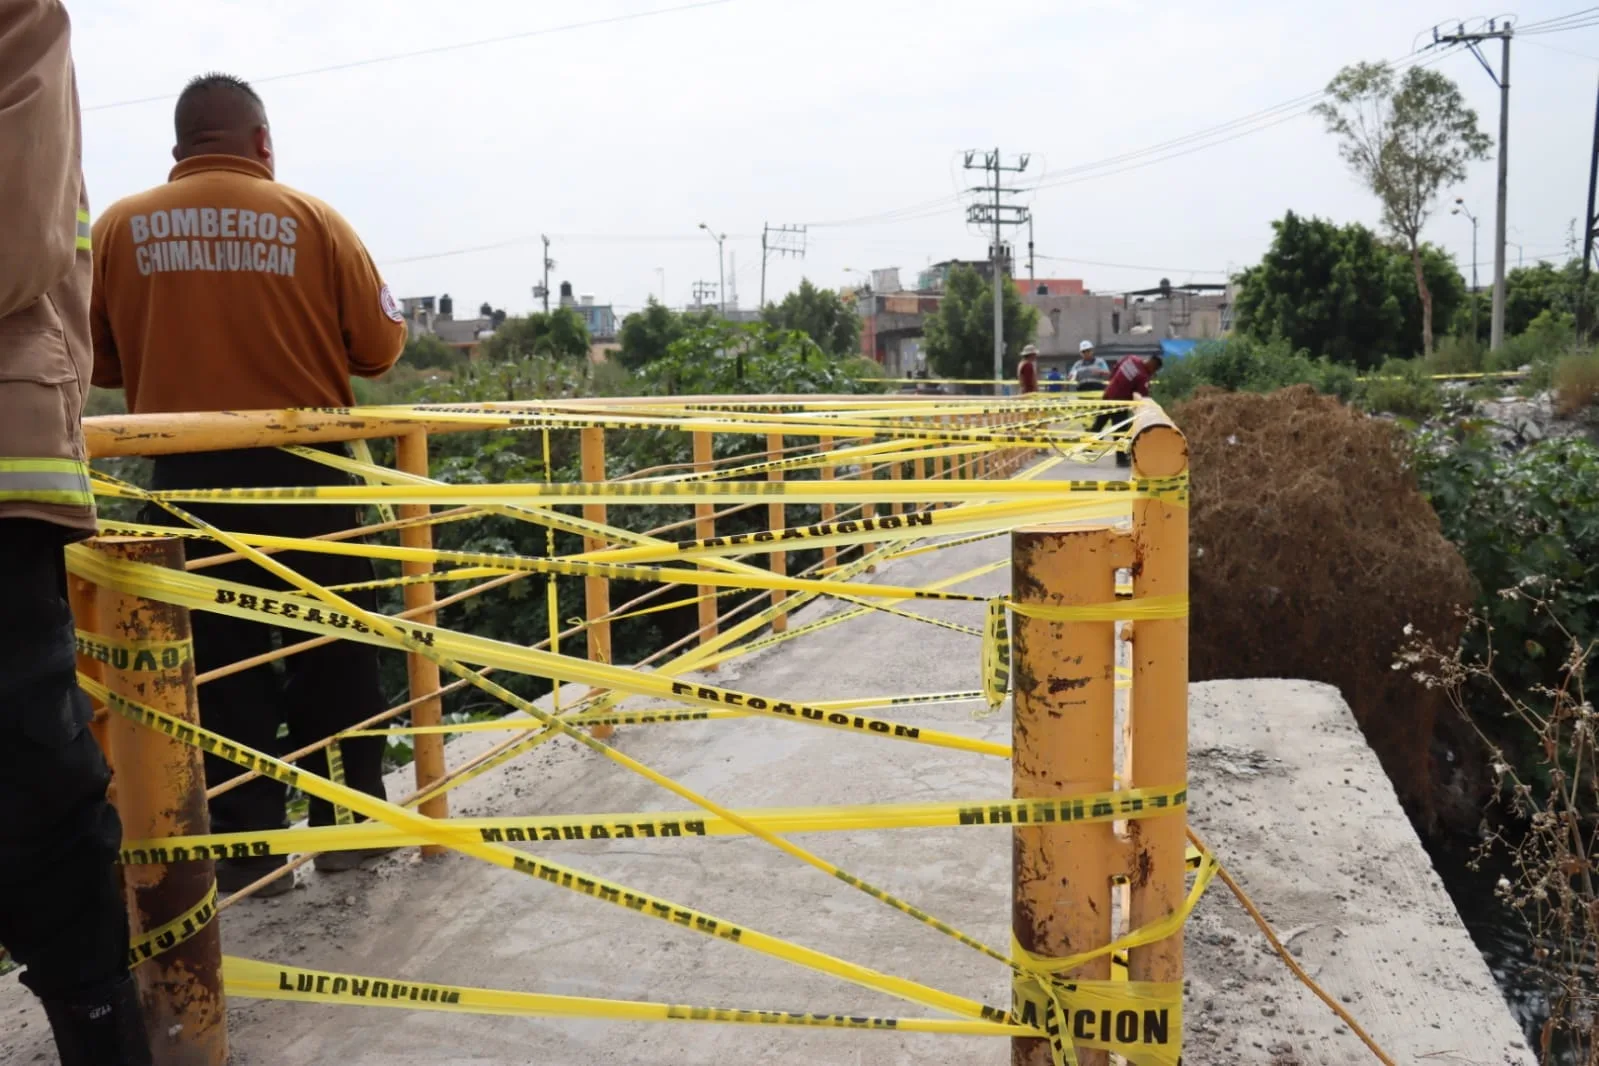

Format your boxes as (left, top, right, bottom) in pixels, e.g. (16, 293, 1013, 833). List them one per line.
(1173, 385, 1474, 829)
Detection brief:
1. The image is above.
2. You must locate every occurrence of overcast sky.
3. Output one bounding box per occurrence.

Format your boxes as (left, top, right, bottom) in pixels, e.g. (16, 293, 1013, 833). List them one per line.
(71, 1, 1599, 319)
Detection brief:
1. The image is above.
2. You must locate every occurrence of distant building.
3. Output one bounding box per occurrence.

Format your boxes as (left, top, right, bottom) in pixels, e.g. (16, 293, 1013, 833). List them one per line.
(850, 263, 1231, 376)
(558, 280, 618, 343)
(1017, 278, 1086, 297)
(399, 292, 494, 359)
(1025, 281, 1230, 367)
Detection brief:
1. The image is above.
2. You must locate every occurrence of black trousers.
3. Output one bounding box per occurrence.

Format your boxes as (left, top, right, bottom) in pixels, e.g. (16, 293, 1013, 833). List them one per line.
(145, 448, 388, 835)
(0, 519, 131, 1000)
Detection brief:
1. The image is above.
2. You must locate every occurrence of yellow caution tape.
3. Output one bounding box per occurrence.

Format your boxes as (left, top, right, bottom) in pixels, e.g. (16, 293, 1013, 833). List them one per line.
(128, 881, 216, 969)
(92, 474, 1187, 509)
(222, 955, 1026, 1036)
(87, 519, 994, 605)
(66, 552, 1008, 759)
(982, 600, 1011, 711)
(83, 676, 1009, 1024)
(119, 785, 1187, 862)
(1012, 975, 1182, 1066)
(1007, 594, 1189, 623)
(74, 631, 193, 672)
(346, 439, 397, 526)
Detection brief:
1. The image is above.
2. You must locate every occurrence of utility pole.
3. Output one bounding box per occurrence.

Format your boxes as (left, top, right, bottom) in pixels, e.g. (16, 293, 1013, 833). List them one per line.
(692, 280, 719, 310)
(1435, 19, 1513, 349)
(760, 223, 807, 309)
(1026, 211, 1036, 284)
(536, 234, 554, 313)
(1581, 76, 1599, 339)
(963, 148, 1030, 387)
(1452, 198, 1479, 339)
(698, 222, 726, 315)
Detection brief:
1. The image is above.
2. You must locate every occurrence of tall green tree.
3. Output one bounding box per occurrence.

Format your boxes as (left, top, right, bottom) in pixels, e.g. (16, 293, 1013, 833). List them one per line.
(761, 278, 862, 357)
(1234, 211, 1465, 366)
(478, 307, 590, 362)
(1314, 62, 1490, 355)
(616, 299, 714, 371)
(922, 266, 1038, 380)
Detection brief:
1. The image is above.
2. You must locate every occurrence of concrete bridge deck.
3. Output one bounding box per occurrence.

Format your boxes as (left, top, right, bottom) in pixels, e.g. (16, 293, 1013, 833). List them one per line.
(1, 458, 1532, 1066)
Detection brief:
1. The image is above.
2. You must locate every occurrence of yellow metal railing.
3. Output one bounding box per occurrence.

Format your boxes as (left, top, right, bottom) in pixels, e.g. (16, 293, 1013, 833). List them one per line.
(69, 391, 1192, 1066)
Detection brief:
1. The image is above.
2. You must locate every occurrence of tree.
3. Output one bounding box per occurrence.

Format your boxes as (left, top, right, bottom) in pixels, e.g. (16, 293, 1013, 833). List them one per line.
(1234, 212, 1465, 365)
(400, 334, 462, 371)
(761, 279, 862, 358)
(1314, 62, 1490, 355)
(616, 299, 713, 372)
(637, 320, 883, 396)
(478, 307, 590, 362)
(921, 266, 1038, 380)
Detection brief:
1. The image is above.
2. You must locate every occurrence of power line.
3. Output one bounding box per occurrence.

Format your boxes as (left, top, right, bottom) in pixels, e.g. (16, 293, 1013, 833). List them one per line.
(84, 0, 734, 113)
(379, 231, 758, 267)
(1518, 6, 1598, 30)
(1034, 253, 1228, 275)
(802, 44, 1459, 232)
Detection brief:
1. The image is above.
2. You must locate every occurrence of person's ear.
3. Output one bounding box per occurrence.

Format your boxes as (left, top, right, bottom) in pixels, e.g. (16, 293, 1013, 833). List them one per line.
(171, 144, 181, 163)
(255, 125, 275, 174)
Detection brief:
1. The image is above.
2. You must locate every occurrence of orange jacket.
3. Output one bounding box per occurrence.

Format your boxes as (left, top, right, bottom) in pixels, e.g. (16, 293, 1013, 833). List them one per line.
(90, 155, 405, 413)
(0, 0, 95, 533)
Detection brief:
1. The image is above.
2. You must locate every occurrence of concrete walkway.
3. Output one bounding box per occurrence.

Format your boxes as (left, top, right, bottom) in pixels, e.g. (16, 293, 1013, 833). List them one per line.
(1, 457, 1532, 1065)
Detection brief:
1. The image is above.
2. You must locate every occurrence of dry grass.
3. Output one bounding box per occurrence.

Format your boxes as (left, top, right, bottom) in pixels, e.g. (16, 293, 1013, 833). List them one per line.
(1173, 385, 1474, 828)
(1553, 353, 1599, 419)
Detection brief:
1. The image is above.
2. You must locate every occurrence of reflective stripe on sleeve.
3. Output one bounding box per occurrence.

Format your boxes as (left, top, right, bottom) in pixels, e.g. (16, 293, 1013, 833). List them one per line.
(76, 209, 92, 251)
(0, 458, 93, 507)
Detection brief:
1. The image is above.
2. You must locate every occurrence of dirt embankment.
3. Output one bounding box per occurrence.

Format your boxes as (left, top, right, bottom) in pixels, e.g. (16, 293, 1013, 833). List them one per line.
(1173, 386, 1476, 832)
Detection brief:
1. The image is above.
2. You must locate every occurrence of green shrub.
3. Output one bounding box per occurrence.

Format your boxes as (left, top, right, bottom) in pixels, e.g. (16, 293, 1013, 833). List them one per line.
(1150, 336, 1356, 405)
(1553, 352, 1599, 418)
(1411, 428, 1599, 762)
(1355, 359, 1441, 421)
(1427, 334, 1485, 374)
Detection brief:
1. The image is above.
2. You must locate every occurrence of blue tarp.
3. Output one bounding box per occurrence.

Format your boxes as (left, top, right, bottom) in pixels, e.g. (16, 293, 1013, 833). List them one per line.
(1160, 338, 1199, 360)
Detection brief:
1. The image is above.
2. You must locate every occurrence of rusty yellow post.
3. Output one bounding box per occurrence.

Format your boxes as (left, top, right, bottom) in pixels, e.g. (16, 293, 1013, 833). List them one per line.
(581, 427, 615, 739)
(1127, 404, 1190, 988)
(915, 452, 928, 514)
(1010, 526, 1133, 1066)
(862, 450, 878, 571)
(818, 435, 836, 571)
(396, 430, 447, 829)
(69, 574, 112, 788)
(972, 415, 984, 482)
(889, 455, 903, 517)
(94, 538, 228, 1066)
(767, 431, 788, 634)
(693, 430, 718, 660)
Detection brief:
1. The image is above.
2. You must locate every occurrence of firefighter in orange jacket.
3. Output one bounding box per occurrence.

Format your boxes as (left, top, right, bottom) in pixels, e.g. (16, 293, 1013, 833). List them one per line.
(91, 73, 406, 896)
(0, 3, 153, 1062)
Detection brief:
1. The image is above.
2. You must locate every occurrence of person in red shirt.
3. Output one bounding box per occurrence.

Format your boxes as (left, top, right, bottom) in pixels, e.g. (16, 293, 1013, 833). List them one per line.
(1091, 353, 1162, 466)
(1017, 344, 1039, 394)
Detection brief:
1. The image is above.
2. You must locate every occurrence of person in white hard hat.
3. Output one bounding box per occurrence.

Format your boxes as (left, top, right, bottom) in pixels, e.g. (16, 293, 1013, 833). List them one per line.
(1066, 339, 1111, 392)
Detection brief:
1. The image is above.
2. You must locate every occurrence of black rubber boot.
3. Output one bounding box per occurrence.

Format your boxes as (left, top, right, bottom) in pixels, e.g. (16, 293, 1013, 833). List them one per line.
(40, 975, 153, 1066)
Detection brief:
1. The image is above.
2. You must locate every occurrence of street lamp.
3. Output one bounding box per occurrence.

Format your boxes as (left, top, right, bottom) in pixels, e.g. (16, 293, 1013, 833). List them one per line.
(697, 222, 726, 314)
(1452, 198, 1480, 340)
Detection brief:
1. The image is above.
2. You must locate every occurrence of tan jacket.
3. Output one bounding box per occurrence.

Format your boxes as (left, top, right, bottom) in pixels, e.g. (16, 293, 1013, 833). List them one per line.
(91, 157, 405, 413)
(0, 0, 94, 533)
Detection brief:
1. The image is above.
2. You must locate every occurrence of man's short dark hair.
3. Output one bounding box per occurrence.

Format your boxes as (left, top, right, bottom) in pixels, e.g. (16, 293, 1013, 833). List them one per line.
(174, 73, 265, 140)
